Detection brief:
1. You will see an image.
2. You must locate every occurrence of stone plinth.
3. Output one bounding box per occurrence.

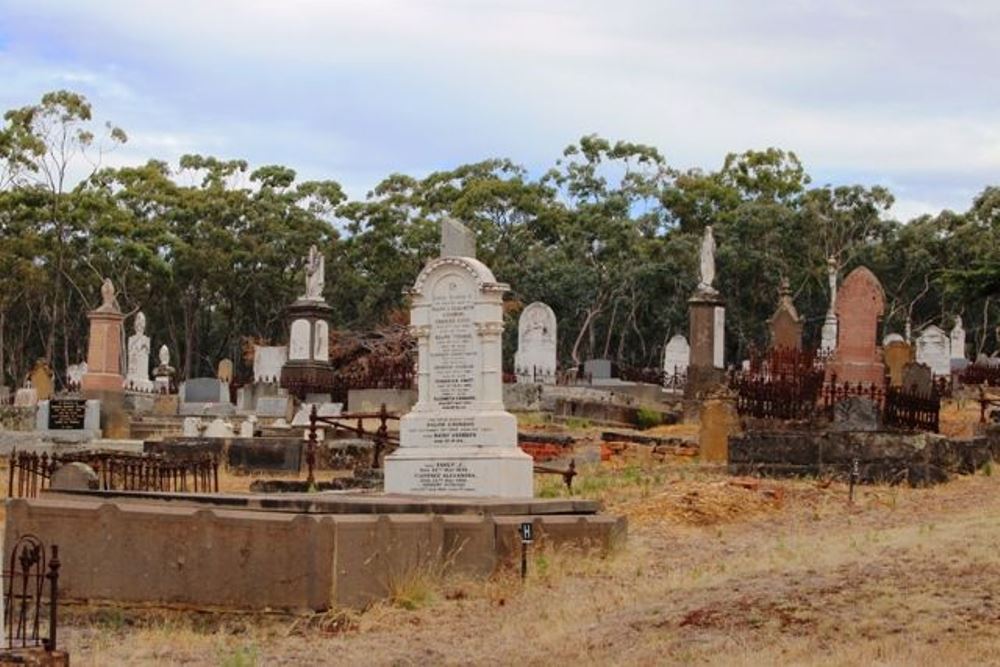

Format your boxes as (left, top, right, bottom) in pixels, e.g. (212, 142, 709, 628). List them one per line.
(280, 299, 334, 398)
(827, 267, 885, 385)
(81, 308, 125, 394)
(686, 289, 725, 397)
(385, 254, 533, 498)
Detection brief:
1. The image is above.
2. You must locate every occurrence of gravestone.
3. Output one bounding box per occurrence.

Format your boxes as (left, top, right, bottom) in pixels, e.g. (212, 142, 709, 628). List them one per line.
(153, 345, 175, 392)
(66, 362, 86, 391)
(255, 396, 292, 419)
(280, 245, 334, 397)
(902, 362, 934, 396)
(182, 378, 227, 404)
(35, 398, 101, 438)
(385, 228, 533, 498)
(950, 316, 966, 362)
(768, 278, 802, 350)
(831, 396, 881, 432)
(182, 417, 203, 437)
(698, 394, 737, 462)
(687, 226, 725, 395)
(50, 462, 99, 491)
(253, 345, 288, 384)
(915, 325, 951, 377)
(583, 359, 614, 381)
(662, 334, 690, 379)
(514, 302, 557, 384)
(203, 417, 234, 438)
(125, 312, 153, 392)
(13, 386, 37, 407)
(217, 359, 234, 384)
(81, 278, 125, 393)
(28, 360, 54, 401)
(884, 340, 913, 387)
(883, 333, 905, 347)
(827, 266, 885, 385)
(820, 256, 838, 353)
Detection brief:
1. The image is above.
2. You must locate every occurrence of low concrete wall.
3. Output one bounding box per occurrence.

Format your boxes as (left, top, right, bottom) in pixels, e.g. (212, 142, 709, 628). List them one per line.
(5, 495, 626, 611)
(729, 430, 993, 485)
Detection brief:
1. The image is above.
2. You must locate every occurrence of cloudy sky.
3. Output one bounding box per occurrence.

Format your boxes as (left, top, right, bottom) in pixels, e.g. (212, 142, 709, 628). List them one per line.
(1, 1, 998, 220)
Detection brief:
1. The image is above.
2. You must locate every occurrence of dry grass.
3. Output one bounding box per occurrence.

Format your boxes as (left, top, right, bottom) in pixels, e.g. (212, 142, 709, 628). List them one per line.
(47, 461, 1000, 666)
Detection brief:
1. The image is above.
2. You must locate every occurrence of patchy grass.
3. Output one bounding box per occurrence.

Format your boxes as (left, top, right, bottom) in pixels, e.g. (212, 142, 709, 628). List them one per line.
(42, 459, 1000, 666)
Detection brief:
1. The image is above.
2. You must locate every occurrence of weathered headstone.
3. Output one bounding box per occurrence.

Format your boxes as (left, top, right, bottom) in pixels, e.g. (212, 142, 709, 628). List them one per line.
(255, 396, 292, 419)
(13, 385, 37, 407)
(884, 339, 913, 388)
(698, 394, 737, 462)
(153, 345, 175, 392)
(253, 345, 288, 384)
(125, 312, 153, 392)
(768, 277, 802, 350)
(181, 378, 228, 404)
(514, 302, 557, 384)
(915, 325, 951, 377)
(385, 227, 533, 497)
(203, 417, 234, 438)
(902, 362, 934, 396)
(28, 360, 54, 401)
(217, 358, 234, 384)
(584, 359, 614, 381)
(662, 334, 690, 379)
(35, 398, 101, 438)
(50, 462, 99, 491)
(827, 266, 885, 385)
(831, 396, 881, 432)
(440, 217, 476, 258)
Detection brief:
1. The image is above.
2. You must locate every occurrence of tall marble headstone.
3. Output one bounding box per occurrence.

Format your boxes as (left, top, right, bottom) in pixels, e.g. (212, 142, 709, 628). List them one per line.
(514, 302, 557, 384)
(686, 226, 725, 395)
(662, 334, 690, 379)
(385, 223, 532, 498)
(820, 257, 838, 353)
(768, 277, 802, 350)
(827, 266, 884, 385)
(253, 345, 288, 384)
(125, 312, 153, 392)
(915, 325, 951, 377)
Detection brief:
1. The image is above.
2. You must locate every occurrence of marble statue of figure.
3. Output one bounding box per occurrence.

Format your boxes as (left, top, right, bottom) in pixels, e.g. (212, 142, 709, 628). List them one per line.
(698, 225, 716, 290)
(159, 344, 170, 366)
(303, 245, 325, 300)
(126, 311, 151, 389)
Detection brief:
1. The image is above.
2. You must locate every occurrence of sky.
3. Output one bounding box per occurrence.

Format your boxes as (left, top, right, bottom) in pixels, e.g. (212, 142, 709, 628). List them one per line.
(1, 0, 998, 220)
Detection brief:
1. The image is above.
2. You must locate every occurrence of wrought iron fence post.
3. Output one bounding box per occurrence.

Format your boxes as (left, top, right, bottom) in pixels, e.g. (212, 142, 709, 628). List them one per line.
(44, 545, 59, 652)
(306, 404, 318, 486)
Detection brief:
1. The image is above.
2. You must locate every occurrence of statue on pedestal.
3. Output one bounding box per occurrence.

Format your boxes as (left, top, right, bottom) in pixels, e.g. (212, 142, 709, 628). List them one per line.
(302, 245, 325, 300)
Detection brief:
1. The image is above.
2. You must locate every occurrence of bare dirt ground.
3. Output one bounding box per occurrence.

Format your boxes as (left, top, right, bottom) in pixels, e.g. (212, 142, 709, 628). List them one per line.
(51, 457, 1000, 666)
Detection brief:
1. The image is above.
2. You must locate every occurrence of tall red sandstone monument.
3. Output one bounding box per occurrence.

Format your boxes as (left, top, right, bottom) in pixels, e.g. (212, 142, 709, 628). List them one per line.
(827, 266, 885, 385)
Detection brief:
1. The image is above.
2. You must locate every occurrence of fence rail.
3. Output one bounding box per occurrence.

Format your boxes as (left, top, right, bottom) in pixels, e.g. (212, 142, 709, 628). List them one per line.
(7, 450, 219, 499)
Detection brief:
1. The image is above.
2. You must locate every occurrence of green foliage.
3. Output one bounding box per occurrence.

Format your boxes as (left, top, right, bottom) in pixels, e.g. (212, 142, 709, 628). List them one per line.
(635, 407, 662, 430)
(1, 89, 999, 387)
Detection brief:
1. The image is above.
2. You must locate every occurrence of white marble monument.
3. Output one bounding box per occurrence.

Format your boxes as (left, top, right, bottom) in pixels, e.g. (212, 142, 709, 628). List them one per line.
(253, 345, 288, 384)
(915, 325, 951, 377)
(302, 244, 325, 301)
(385, 224, 533, 498)
(514, 302, 557, 384)
(820, 256, 838, 353)
(125, 312, 153, 392)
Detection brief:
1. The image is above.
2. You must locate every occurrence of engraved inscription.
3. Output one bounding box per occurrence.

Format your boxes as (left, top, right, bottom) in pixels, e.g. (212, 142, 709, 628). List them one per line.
(429, 280, 477, 411)
(48, 399, 87, 430)
(411, 461, 477, 492)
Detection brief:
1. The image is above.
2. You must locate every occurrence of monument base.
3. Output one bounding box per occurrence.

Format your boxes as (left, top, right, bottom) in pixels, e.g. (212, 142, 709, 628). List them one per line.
(385, 447, 533, 498)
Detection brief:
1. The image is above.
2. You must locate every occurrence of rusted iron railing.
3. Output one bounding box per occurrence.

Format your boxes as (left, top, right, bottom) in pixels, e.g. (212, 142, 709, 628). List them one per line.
(533, 459, 577, 490)
(959, 362, 1000, 387)
(7, 450, 219, 498)
(305, 404, 400, 484)
(4, 535, 60, 651)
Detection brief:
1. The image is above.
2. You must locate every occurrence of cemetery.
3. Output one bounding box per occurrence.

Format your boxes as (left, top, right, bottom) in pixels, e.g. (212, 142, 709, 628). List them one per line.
(1, 15, 1000, 658)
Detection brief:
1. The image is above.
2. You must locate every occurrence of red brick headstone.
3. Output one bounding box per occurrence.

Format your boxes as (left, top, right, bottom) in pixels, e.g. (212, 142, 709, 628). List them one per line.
(827, 266, 885, 385)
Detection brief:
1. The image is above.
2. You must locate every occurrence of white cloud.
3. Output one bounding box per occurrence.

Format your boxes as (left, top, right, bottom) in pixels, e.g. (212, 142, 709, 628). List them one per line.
(0, 0, 998, 216)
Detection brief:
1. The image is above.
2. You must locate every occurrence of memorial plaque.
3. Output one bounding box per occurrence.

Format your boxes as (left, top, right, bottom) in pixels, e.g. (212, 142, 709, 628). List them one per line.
(48, 399, 87, 430)
(411, 460, 478, 493)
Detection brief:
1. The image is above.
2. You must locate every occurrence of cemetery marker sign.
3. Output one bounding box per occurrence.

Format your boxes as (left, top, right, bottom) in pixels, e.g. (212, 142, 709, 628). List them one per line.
(48, 399, 87, 430)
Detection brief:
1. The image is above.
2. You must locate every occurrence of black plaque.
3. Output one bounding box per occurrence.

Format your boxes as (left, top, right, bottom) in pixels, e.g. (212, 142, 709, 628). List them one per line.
(48, 399, 87, 430)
